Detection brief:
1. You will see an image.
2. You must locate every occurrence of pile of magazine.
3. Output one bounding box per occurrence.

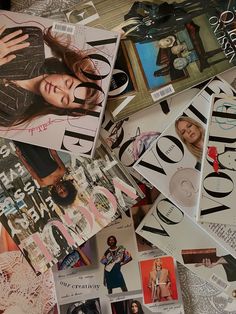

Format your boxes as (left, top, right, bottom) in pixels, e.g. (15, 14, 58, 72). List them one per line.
(1, 1, 236, 313)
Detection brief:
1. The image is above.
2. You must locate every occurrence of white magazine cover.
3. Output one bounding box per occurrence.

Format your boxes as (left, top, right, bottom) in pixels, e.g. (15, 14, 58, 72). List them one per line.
(0, 10, 120, 157)
(136, 193, 236, 299)
(133, 76, 236, 218)
(197, 95, 236, 225)
(101, 83, 204, 184)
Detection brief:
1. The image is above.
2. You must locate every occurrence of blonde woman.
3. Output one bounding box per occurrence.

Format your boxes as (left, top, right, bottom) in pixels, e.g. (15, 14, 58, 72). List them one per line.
(175, 116, 205, 161)
(148, 258, 172, 302)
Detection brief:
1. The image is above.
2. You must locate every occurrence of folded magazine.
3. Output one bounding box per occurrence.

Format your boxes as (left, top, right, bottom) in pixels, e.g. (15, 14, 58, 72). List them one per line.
(0, 10, 119, 157)
(197, 95, 236, 225)
(84, 0, 236, 121)
(0, 139, 142, 274)
(133, 76, 236, 219)
(136, 193, 236, 298)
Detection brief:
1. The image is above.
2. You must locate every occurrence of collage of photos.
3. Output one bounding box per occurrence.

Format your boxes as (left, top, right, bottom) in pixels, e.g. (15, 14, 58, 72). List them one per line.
(54, 202, 184, 314)
(0, 137, 142, 273)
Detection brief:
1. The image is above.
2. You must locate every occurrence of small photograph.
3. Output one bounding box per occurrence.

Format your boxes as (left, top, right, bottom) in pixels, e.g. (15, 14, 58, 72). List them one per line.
(139, 256, 178, 304)
(181, 248, 236, 282)
(96, 226, 141, 295)
(64, 1, 99, 25)
(174, 115, 205, 163)
(57, 237, 95, 270)
(111, 297, 148, 314)
(60, 297, 101, 314)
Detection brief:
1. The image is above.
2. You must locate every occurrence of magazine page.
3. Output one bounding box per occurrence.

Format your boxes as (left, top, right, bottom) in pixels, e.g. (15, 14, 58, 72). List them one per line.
(0, 10, 119, 157)
(0, 139, 142, 274)
(197, 95, 236, 225)
(83, 0, 236, 121)
(136, 193, 236, 298)
(133, 76, 236, 219)
(54, 206, 185, 314)
(0, 251, 56, 314)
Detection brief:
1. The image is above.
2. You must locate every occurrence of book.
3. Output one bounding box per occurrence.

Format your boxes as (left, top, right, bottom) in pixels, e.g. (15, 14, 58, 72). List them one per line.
(133, 76, 236, 219)
(0, 138, 142, 274)
(181, 248, 218, 264)
(0, 10, 119, 158)
(136, 193, 236, 298)
(86, 0, 236, 121)
(197, 95, 236, 225)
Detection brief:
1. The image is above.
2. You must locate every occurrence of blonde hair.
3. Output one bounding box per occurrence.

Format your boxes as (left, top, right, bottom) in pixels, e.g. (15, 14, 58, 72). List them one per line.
(152, 258, 162, 270)
(175, 116, 205, 161)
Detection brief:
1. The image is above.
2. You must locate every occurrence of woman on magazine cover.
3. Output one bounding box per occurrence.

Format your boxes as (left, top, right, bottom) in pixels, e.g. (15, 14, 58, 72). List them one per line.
(0, 23, 103, 127)
(100, 235, 132, 294)
(13, 141, 77, 207)
(148, 258, 172, 302)
(129, 300, 144, 314)
(175, 116, 205, 162)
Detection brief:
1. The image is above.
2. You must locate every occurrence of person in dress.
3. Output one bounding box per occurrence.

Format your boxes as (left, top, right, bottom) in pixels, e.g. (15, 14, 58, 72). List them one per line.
(100, 235, 132, 294)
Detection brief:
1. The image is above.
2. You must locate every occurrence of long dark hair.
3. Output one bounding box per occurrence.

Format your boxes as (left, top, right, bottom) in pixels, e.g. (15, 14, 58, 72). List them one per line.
(12, 27, 104, 126)
(129, 300, 144, 314)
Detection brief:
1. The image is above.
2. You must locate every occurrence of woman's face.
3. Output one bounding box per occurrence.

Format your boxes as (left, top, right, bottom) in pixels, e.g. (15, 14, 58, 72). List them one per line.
(39, 74, 87, 109)
(177, 120, 201, 145)
(131, 303, 139, 314)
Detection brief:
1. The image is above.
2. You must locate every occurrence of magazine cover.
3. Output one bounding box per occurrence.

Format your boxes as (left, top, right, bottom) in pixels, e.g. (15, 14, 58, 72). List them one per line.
(197, 95, 236, 225)
(101, 83, 203, 184)
(134, 76, 236, 218)
(0, 138, 142, 274)
(0, 10, 119, 157)
(83, 0, 236, 121)
(136, 193, 236, 298)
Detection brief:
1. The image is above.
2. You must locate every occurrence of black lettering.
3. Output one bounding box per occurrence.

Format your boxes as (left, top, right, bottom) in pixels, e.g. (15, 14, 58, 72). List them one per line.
(156, 135, 184, 164)
(203, 172, 234, 198)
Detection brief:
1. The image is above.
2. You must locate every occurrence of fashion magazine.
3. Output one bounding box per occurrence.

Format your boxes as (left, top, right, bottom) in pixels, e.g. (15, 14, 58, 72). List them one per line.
(82, 0, 236, 121)
(136, 193, 236, 298)
(133, 76, 236, 219)
(54, 210, 184, 314)
(197, 95, 236, 225)
(0, 10, 119, 157)
(0, 138, 142, 274)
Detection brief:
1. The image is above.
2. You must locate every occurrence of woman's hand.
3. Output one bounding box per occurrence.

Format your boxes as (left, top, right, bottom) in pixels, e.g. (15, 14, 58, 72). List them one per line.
(0, 25, 30, 66)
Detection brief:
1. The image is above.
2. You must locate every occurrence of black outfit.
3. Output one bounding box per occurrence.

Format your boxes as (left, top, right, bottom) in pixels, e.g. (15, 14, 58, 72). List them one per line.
(123, 0, 218, 42)
(13, 141, 58, 179)
(0, 26, 69, 127)
(222, 255, 236, 282)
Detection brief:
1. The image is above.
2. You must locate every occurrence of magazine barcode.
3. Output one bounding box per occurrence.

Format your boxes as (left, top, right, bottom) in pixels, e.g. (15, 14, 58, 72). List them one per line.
(52, 22, 75, 35)
(151, 84, 175, 102)
(210, 273, 229, 290)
